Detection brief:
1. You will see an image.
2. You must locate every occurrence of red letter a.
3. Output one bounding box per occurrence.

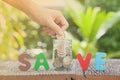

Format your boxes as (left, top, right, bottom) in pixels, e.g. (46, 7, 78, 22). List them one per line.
(77, 53, 92, 71)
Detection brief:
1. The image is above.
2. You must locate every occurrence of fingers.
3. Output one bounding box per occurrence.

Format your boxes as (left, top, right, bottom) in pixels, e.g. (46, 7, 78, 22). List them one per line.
(43, 28, 56, 36)
(48, 19, 64, 36)
(55, 13, 69, 31)
(61, 18, 69, 31)
(43, 11, 69, 36)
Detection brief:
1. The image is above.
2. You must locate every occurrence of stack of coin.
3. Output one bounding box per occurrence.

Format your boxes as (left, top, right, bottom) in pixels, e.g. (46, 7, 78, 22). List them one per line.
(63, 56, 71, 68)
(57, 41, 66, 57)
(53, 34, 72, 70)
(53, 57, 63, 68)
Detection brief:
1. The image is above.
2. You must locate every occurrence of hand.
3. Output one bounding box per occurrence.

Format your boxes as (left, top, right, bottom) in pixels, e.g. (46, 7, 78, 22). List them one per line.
(26, 7, 69, 36)
(4, 0, 69, 36)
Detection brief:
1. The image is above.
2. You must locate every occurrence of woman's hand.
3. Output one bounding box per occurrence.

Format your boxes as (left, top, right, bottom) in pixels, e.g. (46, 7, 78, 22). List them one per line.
(27, 7, 69, 36)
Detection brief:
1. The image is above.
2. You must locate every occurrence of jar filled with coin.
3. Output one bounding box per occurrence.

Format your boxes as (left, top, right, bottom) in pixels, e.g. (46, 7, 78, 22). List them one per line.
(52, 39, 72, 70)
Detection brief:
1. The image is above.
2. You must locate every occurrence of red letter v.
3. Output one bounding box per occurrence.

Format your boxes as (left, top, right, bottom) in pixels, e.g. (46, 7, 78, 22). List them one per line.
(77, 53, 92, 71)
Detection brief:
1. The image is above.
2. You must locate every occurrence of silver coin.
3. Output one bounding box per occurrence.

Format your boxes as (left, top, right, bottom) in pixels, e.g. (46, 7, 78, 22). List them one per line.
(53, 57, 63, 68)
(57, 43, 66, 57)
(63, 56, 71, 68)
(58, 53, 66, 57)
(53, 39, 72, 70)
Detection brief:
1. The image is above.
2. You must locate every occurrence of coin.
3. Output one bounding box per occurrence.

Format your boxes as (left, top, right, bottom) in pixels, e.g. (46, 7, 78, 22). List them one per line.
(58, 53, 66, 57)
(63, 56, 71, 68)
(53, 39, 72, 70)
(53, 57, 63, 68)
(57, 42, 66, 57)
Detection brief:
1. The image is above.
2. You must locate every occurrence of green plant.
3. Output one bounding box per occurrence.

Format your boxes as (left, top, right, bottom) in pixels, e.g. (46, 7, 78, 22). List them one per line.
(88, 0, 120, 12)
(97, 20, 120, 58)
(66, 1, 120, 57)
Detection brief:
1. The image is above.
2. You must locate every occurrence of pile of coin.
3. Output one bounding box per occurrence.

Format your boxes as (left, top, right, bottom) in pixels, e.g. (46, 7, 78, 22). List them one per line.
(53, 34, 72, 70)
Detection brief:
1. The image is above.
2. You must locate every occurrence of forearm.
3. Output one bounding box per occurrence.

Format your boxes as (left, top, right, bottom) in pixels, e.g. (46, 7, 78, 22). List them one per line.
(3, 0, 34, 14)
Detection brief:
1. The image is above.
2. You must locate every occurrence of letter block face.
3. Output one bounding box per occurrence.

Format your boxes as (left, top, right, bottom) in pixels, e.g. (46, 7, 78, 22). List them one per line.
(95, 52, 107, 71)
(77, 53, 92, 71)
(34, 53, 49, 70)
(18, 54, 31, 71)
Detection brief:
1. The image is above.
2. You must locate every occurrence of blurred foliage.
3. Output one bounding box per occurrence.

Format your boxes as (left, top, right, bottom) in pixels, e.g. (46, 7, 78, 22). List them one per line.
(66, 0, 120, 58)
(88, 0, 120, 12)
(88, 0, 120, 58)
(0, 1, 26, 60)
(69, 7, 114, 41)
(1, 0, 120, 60)
(0, 1, 53, 60)
(98, 21, 120, 52)
(20, 18, 53, 55)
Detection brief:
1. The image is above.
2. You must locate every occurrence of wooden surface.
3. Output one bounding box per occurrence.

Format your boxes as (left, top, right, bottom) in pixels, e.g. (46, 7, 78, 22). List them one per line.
(0, 59, 120, 80)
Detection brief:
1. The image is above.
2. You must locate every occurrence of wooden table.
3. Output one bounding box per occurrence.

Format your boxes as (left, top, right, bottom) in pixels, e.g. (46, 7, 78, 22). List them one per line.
(0, 59, 120, 80)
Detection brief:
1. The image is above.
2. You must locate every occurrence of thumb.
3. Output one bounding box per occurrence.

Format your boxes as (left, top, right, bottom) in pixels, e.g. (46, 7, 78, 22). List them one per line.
(49, 20, 64, 36)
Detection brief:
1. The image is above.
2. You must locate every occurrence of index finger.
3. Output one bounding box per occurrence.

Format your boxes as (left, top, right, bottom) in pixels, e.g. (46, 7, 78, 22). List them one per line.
(56, 14, 69, 30)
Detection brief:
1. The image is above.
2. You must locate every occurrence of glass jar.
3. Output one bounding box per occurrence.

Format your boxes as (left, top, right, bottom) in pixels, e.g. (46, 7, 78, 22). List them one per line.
(52, 39, 72, 70)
